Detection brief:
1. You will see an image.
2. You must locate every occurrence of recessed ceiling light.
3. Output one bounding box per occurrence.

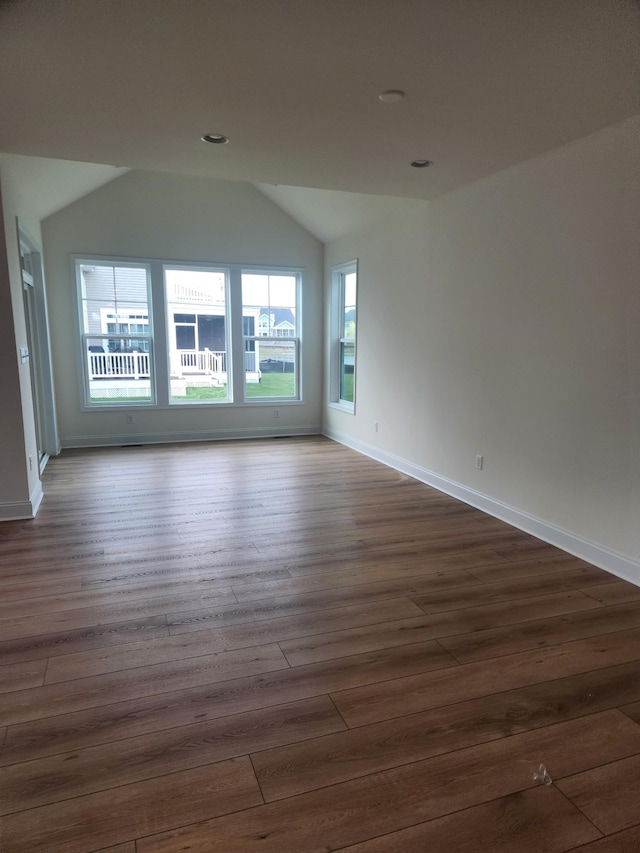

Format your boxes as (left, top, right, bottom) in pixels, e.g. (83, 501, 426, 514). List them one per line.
(201, 133, 229, 144)
(378, 90, 405, 103)
(410, 159, 433, 168)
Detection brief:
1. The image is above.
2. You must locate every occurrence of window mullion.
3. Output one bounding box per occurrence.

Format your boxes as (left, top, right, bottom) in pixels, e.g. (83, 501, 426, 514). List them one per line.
(149, 261, 167, 406)
(228, 266, 244, 403)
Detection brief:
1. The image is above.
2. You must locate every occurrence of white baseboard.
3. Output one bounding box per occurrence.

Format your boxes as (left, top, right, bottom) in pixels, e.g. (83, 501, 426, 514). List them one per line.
(324, 427, 640, 588)
(0, 501, 35, 521)
(30, 479, 44, 516)
(60, 425, 322, 449)
(0, 479, 44, 521)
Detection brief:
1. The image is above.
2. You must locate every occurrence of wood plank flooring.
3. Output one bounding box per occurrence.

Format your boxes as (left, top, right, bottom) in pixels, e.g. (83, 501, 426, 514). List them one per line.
(0, 436, 639, 852)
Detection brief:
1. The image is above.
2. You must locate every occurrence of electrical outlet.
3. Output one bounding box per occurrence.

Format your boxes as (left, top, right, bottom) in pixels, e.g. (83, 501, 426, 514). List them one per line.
(475, 454, 483, 470)
(273, 408, 280, 418)
(127, 415, 134, 424)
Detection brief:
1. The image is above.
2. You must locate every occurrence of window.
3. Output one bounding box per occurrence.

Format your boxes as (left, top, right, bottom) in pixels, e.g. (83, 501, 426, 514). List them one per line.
(76, 257, 303, 409)
(164, 267, 230, 403)
(77, 261, 153, 405)
(242, 272, 299, 399)
(331, 261, 357, 411)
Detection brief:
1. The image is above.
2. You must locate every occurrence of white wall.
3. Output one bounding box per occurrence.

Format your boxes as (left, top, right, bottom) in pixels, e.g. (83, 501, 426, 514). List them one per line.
(42, 171, 324, 446)
(0, 166, 44, 518)
(325, 115, 640, 582)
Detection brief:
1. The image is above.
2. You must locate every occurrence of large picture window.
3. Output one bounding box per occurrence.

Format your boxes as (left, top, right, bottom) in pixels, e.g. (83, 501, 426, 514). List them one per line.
(331, 260, 357, 411)
(75, 257, 302, 408)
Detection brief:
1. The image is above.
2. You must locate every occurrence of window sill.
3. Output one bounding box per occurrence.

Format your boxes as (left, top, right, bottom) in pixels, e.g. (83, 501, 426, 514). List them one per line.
(82, 399, 306, 412)
(328, 401, 355, 415)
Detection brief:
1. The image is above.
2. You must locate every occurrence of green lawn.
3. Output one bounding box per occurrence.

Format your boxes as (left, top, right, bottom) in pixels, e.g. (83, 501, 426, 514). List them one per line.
(341, 372, 354, 403)
(246, 373, 295, 398)
(91, 395, 152, 403)
(180, 386, 227, 400)
(172, 372, 295, 401)
(93, 373, 296, 404)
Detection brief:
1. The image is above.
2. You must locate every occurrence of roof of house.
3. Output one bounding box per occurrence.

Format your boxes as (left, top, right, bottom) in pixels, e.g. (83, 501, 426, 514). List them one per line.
(260, 308, 295, 328)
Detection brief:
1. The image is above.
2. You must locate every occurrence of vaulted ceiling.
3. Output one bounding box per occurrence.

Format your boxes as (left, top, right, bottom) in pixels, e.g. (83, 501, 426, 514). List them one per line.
(0, 0, 638, 235)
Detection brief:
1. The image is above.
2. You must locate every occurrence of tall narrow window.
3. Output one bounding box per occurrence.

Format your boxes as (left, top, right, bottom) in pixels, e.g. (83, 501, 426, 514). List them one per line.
(77, 260, 153, 405)
(241, 272, 299, 399)
(164, 267, 230, 403)
(332, 261, 357, 411)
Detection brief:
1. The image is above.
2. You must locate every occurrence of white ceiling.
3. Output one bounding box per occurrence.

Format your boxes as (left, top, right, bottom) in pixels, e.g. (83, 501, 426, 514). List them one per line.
(0, 0, 638, 237)
(0, 153, 129, 222)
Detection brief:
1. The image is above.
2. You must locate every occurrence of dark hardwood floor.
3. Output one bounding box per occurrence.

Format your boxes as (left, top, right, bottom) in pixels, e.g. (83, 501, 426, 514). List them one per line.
(0, 436, 639, 852)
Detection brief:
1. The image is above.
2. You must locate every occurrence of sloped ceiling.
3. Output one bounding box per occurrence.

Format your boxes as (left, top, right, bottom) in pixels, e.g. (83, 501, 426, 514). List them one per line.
(256, 184, 427, 243)
(0, 0, 638, 240)
(0, 154, 128, 222)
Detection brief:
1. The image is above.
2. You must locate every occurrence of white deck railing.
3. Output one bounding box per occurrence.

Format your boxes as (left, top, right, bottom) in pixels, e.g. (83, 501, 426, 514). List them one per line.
(170, 349, 227, 376)
(89, 351, 150, 379)
(171, 350, 258, 374)
(167, 283, 223, 304)
(90, 349, 258, 380)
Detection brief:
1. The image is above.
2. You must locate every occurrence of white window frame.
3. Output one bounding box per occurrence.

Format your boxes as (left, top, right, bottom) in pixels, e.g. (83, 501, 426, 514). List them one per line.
(163, 264, 231, 405)
(241, 269, 302, 403)
(75, 258, 155, 409)
(330, 260, 358, 413)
